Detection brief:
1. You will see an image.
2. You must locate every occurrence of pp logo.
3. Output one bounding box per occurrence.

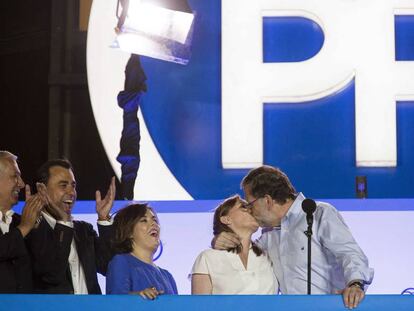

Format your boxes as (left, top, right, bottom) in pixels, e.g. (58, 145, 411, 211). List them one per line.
(154, 241, 163, 262)
(401, 288, 414, 295)
(139, 0, 414, 198)
(222, 1, 414, 169)
(88, 0, 414, 199)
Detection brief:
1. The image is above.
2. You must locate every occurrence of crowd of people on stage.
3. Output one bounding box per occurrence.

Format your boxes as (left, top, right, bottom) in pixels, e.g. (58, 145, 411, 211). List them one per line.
(0, 150, 373, 309)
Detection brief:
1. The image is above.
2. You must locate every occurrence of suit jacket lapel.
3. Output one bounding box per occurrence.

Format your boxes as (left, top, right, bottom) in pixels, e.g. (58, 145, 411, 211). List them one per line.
(73, 222, 85, 264)
(11, 213, 21, 227)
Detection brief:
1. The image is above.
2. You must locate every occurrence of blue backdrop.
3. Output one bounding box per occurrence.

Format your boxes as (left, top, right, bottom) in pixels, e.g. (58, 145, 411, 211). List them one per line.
(137, 1, 414, 199)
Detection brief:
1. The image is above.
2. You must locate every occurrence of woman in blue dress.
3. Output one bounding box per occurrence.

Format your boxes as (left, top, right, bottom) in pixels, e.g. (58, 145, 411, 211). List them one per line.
(106, 203, 177, 298)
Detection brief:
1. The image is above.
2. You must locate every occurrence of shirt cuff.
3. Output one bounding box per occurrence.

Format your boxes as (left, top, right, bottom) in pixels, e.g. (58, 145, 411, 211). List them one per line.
(97, 218, 114, 226)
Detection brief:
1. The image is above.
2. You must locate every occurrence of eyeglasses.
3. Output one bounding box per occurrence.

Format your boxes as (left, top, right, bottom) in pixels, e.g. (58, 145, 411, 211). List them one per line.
(243, 197, 260, 209)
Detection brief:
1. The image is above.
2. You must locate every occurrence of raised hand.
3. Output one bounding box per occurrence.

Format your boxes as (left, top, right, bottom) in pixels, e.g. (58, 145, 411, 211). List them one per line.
(96, 177, 116, 221)
(18, 186, 43, 237)
(25, 184, 32, 201)
(36, 182, 69, 221)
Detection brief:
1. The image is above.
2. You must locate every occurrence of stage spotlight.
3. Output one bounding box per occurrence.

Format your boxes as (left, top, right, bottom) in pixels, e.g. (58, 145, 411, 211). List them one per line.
(114, 0, 194, 65)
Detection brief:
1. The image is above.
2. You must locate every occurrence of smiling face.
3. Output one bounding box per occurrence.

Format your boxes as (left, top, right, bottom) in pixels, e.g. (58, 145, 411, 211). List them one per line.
(46, 166, 77, 217)
(131, 208, 160, 254)
(0, 159, 25, 211)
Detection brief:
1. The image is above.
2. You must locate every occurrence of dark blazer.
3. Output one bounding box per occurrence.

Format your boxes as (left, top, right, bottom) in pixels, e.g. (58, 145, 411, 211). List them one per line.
(26, 217, 113, 294)
(0, 213, 33, 293)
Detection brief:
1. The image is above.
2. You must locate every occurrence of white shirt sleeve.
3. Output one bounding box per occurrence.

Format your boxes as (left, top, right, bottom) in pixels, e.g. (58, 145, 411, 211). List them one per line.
(317, 203, 374, 285)
(97, 218, 114, 226)
(191, 250, 210, 275)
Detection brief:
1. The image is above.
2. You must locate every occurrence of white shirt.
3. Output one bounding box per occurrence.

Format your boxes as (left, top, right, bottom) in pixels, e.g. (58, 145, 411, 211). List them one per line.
(257, 193, 374, 294)
(42, 212, 89, 295)
(191, 248, 278, 294)
(0, 209, 14, 234)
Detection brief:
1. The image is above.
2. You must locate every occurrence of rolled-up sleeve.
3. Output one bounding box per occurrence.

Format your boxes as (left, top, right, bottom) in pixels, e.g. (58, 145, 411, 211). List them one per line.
(317, 204, 374, 286)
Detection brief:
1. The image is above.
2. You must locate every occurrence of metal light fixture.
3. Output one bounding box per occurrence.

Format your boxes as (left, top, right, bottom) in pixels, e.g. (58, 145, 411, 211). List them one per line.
(114, 0, 194, 65)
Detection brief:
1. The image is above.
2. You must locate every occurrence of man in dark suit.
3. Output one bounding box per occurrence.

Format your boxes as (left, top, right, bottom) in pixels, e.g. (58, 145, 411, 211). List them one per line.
(0, 151, 43, 293)
(26, 159, 116, 294)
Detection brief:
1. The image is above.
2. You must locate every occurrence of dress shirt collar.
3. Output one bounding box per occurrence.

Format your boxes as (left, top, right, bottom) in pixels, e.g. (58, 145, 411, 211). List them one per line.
(41, 211, 57, 228)
(284, 192, 306, 221)
(0, 209, 14, 225)
(41, 211, 74, 229)
(0, 209, 14, 234)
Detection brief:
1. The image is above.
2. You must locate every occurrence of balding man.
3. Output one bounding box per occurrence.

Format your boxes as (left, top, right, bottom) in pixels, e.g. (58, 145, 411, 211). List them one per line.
(0, 151, 43, 293)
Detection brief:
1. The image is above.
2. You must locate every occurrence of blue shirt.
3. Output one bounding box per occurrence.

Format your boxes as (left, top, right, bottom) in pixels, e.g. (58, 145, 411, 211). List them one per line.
(106, 254, 178, 294)
(257, 193, 374, 294)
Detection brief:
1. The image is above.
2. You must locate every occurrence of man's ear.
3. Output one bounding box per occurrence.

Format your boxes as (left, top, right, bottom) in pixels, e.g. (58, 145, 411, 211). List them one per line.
(220, 215, 231, 225)
(264, 194, 273, 210)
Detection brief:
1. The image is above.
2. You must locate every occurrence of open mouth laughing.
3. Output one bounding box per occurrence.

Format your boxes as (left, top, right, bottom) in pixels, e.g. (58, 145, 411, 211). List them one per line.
(148, 227, 160, 239)
(62, 198, 74, 214)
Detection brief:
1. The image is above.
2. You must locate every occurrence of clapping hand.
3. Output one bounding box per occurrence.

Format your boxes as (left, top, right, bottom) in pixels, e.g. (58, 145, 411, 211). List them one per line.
(17, 185, 44, 237)
(36, 182, 69, 221)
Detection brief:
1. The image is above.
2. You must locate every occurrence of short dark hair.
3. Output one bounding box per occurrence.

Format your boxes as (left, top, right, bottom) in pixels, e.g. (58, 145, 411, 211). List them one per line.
(241, 165, 296, 204)
(111, 203, 157, 254)
(37, 159, 74, 184)
(213, 195, 262, 256)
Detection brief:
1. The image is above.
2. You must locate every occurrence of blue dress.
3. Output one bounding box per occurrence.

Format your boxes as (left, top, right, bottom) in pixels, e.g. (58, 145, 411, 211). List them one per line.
(106, 254, 178, 294)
